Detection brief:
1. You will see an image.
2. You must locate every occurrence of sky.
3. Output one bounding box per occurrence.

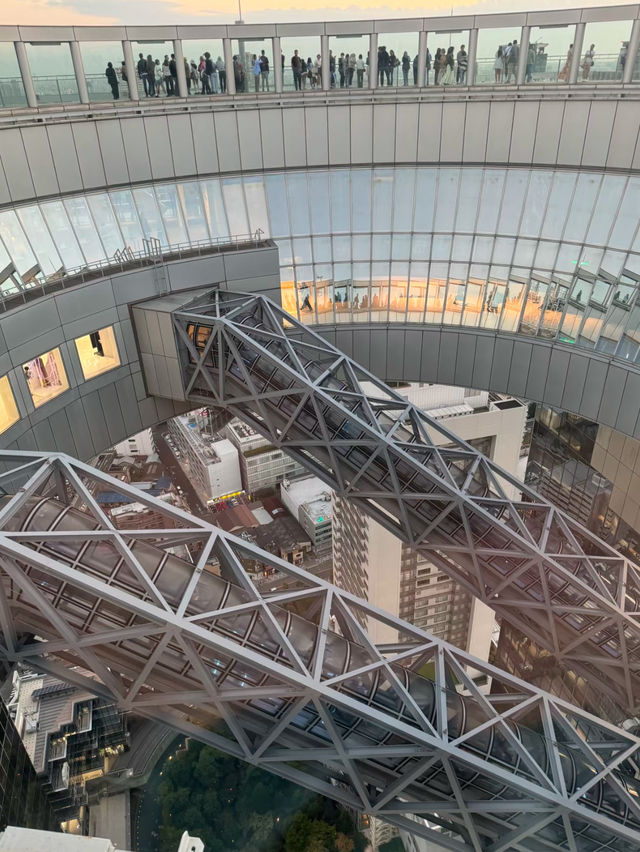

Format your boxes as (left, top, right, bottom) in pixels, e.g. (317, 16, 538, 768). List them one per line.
(2, 0, 639, 27)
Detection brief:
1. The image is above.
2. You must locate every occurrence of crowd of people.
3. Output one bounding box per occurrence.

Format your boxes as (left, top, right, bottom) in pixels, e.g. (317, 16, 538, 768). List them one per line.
(101, 39, 624, 100)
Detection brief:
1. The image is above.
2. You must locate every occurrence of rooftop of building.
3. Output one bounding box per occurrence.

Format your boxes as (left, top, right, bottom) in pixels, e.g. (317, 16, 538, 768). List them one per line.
(173, 415, 237, 464)
(282, 476, 333, 523)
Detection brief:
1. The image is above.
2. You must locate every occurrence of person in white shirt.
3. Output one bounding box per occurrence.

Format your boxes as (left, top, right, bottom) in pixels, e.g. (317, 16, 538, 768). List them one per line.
(356, 54, 365, 88)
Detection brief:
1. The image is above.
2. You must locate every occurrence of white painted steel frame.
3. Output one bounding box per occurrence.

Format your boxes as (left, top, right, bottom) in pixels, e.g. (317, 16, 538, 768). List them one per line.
(173, 290, 640, 714)
(0, 450, 638, 849)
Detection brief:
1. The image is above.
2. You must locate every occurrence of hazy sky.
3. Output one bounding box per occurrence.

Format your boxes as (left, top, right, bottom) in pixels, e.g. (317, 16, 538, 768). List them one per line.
(2, 0, 639, 27)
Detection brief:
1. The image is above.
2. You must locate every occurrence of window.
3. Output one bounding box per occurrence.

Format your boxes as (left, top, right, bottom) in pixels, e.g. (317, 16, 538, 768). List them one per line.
(0, 376, 18, 433)
(75, 327, 120, 380)
(23, 348, 69, 408)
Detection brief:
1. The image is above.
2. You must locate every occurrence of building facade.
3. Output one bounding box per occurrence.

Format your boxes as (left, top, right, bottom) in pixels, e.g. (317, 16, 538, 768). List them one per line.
(168, 415, 241, 503)
(225, 418, 305, 495)
(280, 475, 333, 552)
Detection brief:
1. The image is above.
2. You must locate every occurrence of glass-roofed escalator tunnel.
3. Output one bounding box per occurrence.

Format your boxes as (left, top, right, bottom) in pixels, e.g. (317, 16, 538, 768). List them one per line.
(1, 493, 640, 848)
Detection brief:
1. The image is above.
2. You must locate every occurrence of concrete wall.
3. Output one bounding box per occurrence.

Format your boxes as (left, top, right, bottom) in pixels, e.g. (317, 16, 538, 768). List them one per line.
(0, 244, 280, 458)
(1, 92, 639, 209)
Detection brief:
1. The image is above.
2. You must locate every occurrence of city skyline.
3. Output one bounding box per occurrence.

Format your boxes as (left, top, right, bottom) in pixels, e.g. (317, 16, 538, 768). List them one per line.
(2, 0, 639, 27)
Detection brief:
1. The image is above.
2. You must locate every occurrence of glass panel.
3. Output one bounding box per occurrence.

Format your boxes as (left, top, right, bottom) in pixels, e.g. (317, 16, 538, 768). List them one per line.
(0, 211, 37, 275)
(244, 177, 270, 237)
(80, 41, 129, 102)
(377, 33, 419, 87)
(581, 20, 633, 83)
(631, 39, 640, 82)
(23, 348, 69, 408)
(0, 43, 26, 108)
(16, 206, 62, 275)
(231, 39, 273, 94)
(109, 190, 144, 251)
(499, 278, 526, 332)
(131, 42, 175, 98)
(75, 326, 120, 380)
(41, 201, 85, 269)
(132, 187, 167, 246)
(181, 40, 225, 95)
(202, 180, 230, 240)
(527, 25, 576, 84)
(425, 31, 470, 86)
(281, 38, 322, 92)
(64, 197, 104, 264)
(25, 42, 79, 105)
(476, 27, 522, 84)
(177, 183, 209, 243)
(155, 184, 188, 245)
(0, 376, 19, 434)
(329, 36, 369, 89)
(222, 178, 249, 235)
(86, 195, 124, 259)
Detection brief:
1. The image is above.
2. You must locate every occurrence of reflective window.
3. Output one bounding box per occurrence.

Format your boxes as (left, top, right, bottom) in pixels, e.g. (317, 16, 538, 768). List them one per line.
(41, 202, 85, 269)
(425, 30, 470, 86)
(231, 39, 273, 94)
(25, 42, 79, 104)
(0, 211, 38, 275)
(581, 20, 633, 83)
(280, 37, 322, 91)
(87, 195, 125, 258)
(476, 27, 523, 84)
(202, 180, 230, 240)
(182, 39, 225, 95)
(80, 41, 129, 102)
(23, 348, 69, 408)
(0, 43, 26, 108)
(329, 36, 369, 89)
(0, 376, 19, 434)
(16, 206, 62, 276)
(110, 190, 144, 250)
(131, 41, 175, 98)
(527, 25, 577, 84)
(75, 326, 120, 380)
(377, 32, 419, 87)
(64, 197, 104, 263)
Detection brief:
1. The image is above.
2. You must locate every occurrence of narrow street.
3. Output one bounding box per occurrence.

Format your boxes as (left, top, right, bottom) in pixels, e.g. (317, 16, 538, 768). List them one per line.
(150, 426, 211, 520)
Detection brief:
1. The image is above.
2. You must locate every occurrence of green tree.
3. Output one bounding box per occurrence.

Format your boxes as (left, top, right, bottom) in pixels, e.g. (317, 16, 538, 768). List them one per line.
(284, 814, 336, 852)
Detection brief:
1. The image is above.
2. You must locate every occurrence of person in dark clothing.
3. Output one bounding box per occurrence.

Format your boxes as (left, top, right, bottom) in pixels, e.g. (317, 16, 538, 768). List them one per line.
(412, 53, 418, 85)
(291, 50, 303, 90)
(204, 54, 215, 94)
(338, 53, 345, 87)
(169, 54, 177, 94)
(378, 46, 389, 85)
(137, 53, 149, 96)
(105, 62, 119, 99)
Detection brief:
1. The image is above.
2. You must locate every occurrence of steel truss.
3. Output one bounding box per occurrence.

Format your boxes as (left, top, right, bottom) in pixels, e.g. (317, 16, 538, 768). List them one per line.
(173, 291, 640, 714)
(0, 451, 639, 850)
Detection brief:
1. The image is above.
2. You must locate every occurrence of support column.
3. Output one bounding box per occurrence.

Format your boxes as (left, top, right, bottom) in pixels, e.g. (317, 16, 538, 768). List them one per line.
(224, 38, 236, 94)
(122, 40, 139, 100)
(321, 34, 330, 90)
(517, 26, 530, 85)
(273, 36, 282, 92)
(173, 38, 188, 97)
(569, 22, 585, 85)
(14, 42, 37, 108)
(70, 41, 89, 103)
(369, 32, 378, 89)
(623, 19, 640, 84)
(467, 27, 478, 86)
(417, 31, 427, 87)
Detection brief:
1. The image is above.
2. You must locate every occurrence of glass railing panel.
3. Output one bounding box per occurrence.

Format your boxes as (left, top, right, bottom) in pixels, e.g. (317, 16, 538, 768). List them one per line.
(526, 25, 577, 84)
(476, 27, 523, 85)
(280, 37, 322, 91)
(580, 19, 633, 83)
(25, 42, 79, 104)
(425, 29, 470, 86)
(131, 41, 175, 98)
(182, 39, 225, 95)
(231, 39, 273, 94)
(0, 43, 26, 108)
(377, 32, 419, 88)
(329, 35, 369, 89)
(80, 41, 131, 102)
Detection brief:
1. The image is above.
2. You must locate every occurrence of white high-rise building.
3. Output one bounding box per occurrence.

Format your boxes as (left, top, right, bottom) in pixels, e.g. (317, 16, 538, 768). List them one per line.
(332, 385, 528, 658)
(113, 428, 154, 457)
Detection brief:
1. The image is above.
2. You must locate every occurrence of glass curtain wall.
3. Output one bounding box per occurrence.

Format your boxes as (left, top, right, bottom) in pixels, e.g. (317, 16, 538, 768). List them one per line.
(580, 20, 634, 82)
(377, 32, 419, 87)
(25, 42, 79, 104)
(425, 31, 470, 86)
(131, 41, 175, 98)
(231, 39, 273, 93)
(527, 25, 577, 83)
(80, 41, 128, 101)
(182, 39, 225, 95)
(329, 35, 369, 89)
(0, 44, 26, 108)
(280, 37, 322, 91)
(476, 27, 523, 84)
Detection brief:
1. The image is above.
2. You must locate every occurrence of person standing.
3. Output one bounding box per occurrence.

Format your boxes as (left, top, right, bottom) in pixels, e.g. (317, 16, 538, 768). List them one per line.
(441, 46, 455, 85)
(433, 48, 442, 85)
(378, 45, 389, 86)
(558, 43, 573, 82)
(338, 53, 346, 87)
(204, 53, 215, 94)
(348, 53, 356, 87)
(260, 50, 270, 91)
(162, 56, 172, 95)
(506, 40, 519, 83)
(456, 45, 467, 84)
(252, 54, 261, 92)
(494, 46, 504, 83)
(216, 57, 226, 93)
(401, 51, 411, 86)
(147, 55, 156, 96)
(153, 58, 163, 96)
(169, 53, 178, 94)
(291, 50, 303, 91)
(582, 44, 595, 80)
(356, 54, 365, 88)
(105, 62, 119, 99)
(412, 53, 418, 85)
(137, 53, 149, 96)
(387, 49, 398, 85)
(525, 43, 535, 82)
(329, 51, 336, 87)
(425, 48, 432, 85)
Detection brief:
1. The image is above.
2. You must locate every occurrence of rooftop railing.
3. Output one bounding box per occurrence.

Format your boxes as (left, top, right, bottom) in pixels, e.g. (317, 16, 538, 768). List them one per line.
(1, 5, 639, 111)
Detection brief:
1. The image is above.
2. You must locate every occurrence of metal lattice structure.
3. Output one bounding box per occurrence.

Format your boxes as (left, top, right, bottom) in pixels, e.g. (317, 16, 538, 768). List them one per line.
(172, 290, 640, 714)
(0, 451, 639, 850)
